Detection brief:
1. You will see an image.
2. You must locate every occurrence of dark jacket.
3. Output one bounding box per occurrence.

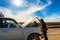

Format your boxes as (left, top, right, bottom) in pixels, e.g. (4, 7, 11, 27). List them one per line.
(40, 19, 48, 31)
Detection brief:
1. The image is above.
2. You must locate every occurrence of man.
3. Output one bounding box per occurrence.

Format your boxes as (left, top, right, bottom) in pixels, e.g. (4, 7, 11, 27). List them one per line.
(36, 17, 48, 40)
(40, 19, 48, 40)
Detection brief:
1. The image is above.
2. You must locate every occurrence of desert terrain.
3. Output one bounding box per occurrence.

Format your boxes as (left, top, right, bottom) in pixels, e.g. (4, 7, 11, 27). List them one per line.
(21, 22, 60, 40)
(41, 28, 60, 40)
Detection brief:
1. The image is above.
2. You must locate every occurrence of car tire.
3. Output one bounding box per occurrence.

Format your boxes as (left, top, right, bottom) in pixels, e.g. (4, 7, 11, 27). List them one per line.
(28, 34, 40, 40)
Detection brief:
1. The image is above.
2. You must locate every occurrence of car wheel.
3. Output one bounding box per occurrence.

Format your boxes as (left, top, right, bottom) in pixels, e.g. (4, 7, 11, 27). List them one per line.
(28, 34, 40, 40)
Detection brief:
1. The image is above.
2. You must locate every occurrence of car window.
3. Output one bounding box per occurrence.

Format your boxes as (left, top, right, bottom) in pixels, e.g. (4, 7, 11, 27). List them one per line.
(3, 19, 17, 28)
(0, 19, 3, 28)
(0, 19, 1, 28)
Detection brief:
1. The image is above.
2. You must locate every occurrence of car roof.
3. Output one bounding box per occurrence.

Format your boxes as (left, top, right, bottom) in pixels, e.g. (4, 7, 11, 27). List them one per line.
(0, 17, 18, 24)
(0, 17, 14, 20)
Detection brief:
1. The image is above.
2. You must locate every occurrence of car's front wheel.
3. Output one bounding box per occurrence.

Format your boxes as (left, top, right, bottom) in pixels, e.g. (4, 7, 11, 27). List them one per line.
(28, 34, 40, 40)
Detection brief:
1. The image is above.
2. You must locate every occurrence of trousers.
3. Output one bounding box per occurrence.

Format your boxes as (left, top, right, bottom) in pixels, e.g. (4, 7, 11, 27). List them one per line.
(43, 31, 48, 40)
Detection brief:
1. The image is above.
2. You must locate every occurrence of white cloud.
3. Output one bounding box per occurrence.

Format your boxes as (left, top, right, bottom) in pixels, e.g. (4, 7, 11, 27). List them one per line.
(11, 0, 24, 7)
(16, 0, 52, 18)
(0, 7, 34, 22)
(0, 0, 52, 22)
(44, 14, 60, 22)
(0, 7, 14, 18)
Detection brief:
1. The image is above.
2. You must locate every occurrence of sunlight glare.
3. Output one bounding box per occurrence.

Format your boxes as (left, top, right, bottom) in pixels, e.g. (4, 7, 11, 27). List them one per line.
(12, 0, 23, 7)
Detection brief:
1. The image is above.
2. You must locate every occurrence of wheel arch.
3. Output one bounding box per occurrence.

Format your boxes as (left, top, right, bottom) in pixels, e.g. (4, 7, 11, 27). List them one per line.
(27, 33, 41, 40)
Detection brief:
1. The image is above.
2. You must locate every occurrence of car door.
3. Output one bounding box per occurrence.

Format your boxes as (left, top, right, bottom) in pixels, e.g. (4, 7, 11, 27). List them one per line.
(0, 18, 2, 40)
(2, 18, 23, 40)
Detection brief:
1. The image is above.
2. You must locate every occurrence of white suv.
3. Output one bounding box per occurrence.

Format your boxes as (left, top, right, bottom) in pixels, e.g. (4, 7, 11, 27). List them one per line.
(0, 18, 43, 40)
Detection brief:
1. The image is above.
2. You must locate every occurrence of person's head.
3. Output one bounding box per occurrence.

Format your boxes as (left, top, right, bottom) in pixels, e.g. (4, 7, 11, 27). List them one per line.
(40, 19, 44, 23)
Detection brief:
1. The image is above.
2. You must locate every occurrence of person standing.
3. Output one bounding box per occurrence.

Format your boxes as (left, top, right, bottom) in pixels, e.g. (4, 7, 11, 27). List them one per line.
(40, 19, 48, 40)
(36, 17, 48, 40)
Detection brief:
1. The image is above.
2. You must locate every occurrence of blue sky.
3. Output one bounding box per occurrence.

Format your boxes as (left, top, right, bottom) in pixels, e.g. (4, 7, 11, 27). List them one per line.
(0, 0, 60, 22)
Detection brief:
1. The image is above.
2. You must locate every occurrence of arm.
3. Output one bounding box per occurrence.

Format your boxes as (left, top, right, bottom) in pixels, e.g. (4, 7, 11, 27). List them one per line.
(36, 17, 43, 23)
